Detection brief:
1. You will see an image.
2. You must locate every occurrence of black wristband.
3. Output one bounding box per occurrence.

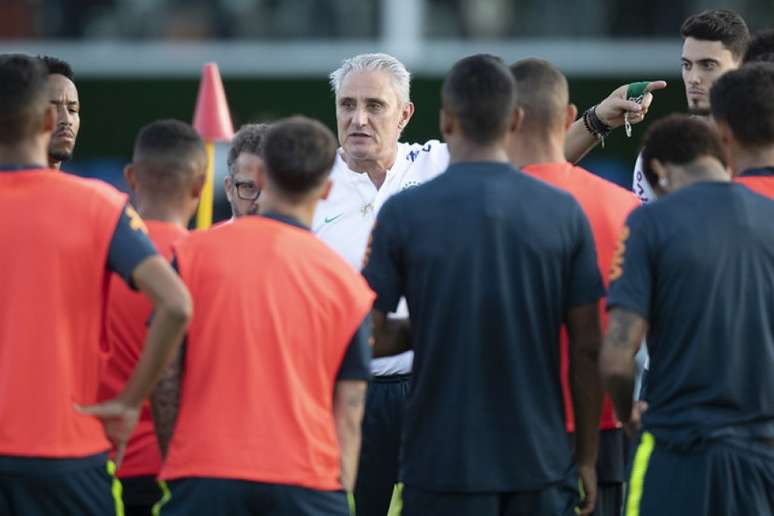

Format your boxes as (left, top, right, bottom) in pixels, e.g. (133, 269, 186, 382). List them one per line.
(585, 105, 612, 137)
(583, 105, 612, 148)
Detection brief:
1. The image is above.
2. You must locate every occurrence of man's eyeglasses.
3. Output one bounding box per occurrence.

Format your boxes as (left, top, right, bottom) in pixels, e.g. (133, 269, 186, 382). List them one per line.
(233, 180, 260, 201)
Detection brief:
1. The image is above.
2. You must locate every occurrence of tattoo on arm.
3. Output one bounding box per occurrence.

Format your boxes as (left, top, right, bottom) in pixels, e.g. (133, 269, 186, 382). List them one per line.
(601, 308, 648, 422)
(606, 309, 646, 353)
(150, 348, 184, 459)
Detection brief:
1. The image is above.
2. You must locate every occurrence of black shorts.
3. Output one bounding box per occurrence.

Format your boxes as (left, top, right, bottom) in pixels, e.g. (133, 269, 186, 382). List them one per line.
(121, 475, 163, 516)
(625, 431, 774, 516)
(156, 477, 349, 516)
(0, 452, 122, 516)
(400, 468, 579, 516)
(354, 373, 410, 516)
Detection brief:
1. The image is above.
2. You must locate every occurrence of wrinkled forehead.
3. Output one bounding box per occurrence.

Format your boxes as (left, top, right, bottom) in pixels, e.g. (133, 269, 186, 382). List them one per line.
(337, 70, 401, 105)
(48, 73, 79, 102)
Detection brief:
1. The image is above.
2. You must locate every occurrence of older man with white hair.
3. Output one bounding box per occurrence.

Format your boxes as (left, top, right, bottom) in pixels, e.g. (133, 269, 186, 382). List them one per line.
(313, 52, 658, 516)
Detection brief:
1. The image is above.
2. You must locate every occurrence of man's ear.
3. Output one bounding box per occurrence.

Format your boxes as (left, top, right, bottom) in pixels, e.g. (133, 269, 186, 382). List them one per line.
(565, 104, 578, 131)
(254, 163, 265, 191)
(400, 101, 415, 132)
(712, 119, 742, 175)
(511, 107, 525, 133)
(42, 105, 55, 134)
(439, 108, 455, 140)
(649, 158, 670, 195)
(713, 118, 733, 147)
(224, 173, 234, 202)
(191, 172, 206, 200)
(123, 164, 138, 193)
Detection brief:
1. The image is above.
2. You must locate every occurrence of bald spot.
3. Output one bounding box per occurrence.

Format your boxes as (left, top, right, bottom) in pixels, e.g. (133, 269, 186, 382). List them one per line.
(509, 58, 569, 133)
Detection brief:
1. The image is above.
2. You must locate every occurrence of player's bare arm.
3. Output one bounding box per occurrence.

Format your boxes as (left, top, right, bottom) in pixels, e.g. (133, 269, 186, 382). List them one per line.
(600, 308, 648, 426)
(78, 255, 192, 465)
(333, 380, 368, 492)
(371, 310, 412, 358)
(564, 81, 667, 163)
(566, 302, 603, 516)
(151, 347, 184, 458)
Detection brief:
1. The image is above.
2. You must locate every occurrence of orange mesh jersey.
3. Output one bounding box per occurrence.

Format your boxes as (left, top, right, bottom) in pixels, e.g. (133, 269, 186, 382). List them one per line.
(0, 169, 126, 457)
(99, 221, 188, 477)
(160, 216, 374, 489)
(522, 162, 640, 431)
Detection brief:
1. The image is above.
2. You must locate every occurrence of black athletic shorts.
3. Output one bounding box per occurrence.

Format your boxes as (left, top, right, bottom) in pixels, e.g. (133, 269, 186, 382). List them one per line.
(156, 477, 350, 516)
(625, 431, 774, 516)
(0, 452, 122, 516)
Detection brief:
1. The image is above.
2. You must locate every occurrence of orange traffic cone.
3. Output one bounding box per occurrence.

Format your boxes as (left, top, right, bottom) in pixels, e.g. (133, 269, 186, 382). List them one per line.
(193, 62, 234, 229)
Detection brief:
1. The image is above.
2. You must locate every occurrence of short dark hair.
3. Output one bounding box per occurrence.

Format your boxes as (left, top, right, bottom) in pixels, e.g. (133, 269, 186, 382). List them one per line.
(744, 29, 774, 64)
(227, 123, 269, 174)
(509, 58, 568, 132)
(680, 9, 750, 61)
(262, 116, 337, 198)
(710, 63, 774, 148)
(132, 119, 206, 199)
(640, 115, 726, 188)
(442, 54, 515, 145)
(38, 55, 74, 80)
(0, 54, 50, 144)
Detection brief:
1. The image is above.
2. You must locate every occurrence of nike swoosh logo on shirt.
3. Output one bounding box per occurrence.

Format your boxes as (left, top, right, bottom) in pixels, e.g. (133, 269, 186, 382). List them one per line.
(324, 214, 344, 224)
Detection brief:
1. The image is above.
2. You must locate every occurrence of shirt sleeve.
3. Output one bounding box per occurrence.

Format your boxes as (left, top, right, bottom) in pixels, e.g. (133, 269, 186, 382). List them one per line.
(606, 207, 654, 319)
(362, 198, 404, 313)
(107, 202, 158, 290)
(337, 314, 373, 380)
(567, 203, 606, 307)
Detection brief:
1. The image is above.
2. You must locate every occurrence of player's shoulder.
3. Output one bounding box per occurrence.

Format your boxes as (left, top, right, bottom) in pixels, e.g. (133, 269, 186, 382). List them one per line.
(399, 140, 447, 162)
(397, 140, 449, 181)
(146, 221, 188, 249)
(573, 165, 640, 207)
(269, 220, 365, 281)
(515, 168, 582, 207)
(173, 220, 237, 252)
(53, 172, 126, 205)
(732, 181, 774, 211)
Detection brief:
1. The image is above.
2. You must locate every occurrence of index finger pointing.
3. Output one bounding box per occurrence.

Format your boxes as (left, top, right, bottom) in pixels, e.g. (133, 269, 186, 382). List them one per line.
(644, 81, 667, 93)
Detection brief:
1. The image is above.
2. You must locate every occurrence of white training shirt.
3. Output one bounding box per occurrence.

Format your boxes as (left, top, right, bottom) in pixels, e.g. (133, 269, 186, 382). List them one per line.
(313, 140, 450, 376)
(632, 152, 656, 205)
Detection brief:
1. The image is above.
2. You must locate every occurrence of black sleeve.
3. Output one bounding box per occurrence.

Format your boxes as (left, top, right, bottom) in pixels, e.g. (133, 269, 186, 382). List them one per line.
(337, 314, 373, 380)
(107, 203, 158, 290)
(362, 198, 404, 313)
(606, 207, 654, 319)
(567, 203, 605, 307)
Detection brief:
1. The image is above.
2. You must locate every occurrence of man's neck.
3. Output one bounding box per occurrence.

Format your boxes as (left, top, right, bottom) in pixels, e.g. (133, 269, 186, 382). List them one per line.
(136, 203, 190, 229)
(49, 160, 62, 169)
(258, 192, 316, 228)
(0, 142, 48, 169)
(341, 147, 398, 189)
(508, 131, 566, 168)
(449, 140, 510, 165)
(731, 146, 774, 176)
(676, 157, 730, 189)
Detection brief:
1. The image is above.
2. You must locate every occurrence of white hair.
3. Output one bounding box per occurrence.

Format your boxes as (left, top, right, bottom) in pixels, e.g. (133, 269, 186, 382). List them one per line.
(329, 53, 411, 105)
